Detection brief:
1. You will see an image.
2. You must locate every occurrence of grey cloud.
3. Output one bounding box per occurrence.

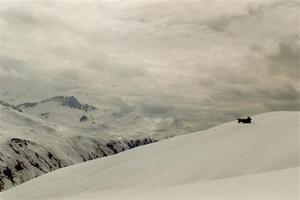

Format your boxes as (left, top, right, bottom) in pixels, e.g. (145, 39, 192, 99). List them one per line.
(0, 57, 25, 71)
(257, 84, 300, 102)
(59, 68, 81, 82)
(0, 57, 34, 80)
(206, 0, 287, 31)
(198, 78, 215, 87)
(267, 38, 300, 80)
(213, 81, 300, 113)
(102, 64, 147, 79)
(141, 102, 173, 115)
(120, 0, 286, 33)
(86, 59, 148, 79)
(0, 0, 299, 128)
(264, 100, 300, 111)
(0, 9, 37, 26)
(101, 96, 135, 114)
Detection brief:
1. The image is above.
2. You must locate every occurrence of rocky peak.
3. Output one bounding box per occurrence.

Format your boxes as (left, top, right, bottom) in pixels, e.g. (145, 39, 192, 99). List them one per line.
(51, 96, 82, 110)
(17, 96, 97, 111)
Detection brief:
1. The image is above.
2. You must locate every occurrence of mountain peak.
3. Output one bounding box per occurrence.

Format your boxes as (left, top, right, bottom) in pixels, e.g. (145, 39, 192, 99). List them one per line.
(62, 96, 81, 109)
(17, 96, 96, 111)
(43, 96, 82, 109)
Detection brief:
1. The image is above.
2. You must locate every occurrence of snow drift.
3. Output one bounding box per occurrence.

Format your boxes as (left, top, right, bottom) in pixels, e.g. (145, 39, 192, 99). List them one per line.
(1, 111, 299, 199)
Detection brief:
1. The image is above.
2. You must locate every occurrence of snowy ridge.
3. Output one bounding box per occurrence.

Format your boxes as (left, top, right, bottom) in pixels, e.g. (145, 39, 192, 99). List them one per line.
(13, 96, 201, 139)
(0, 94, 204, 191)
(0, 104, 156, 191)
(17, 96, 96, 111)
(0, 100, 21, 112)
(1, 111, 299, 199)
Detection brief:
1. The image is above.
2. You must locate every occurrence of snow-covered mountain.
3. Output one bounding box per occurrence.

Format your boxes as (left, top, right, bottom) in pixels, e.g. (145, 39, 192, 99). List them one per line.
(0, 103, 156, 191)
(14, 96, 200, 139)
(15, 96, 97, 126)
(1, 111, 299, 199)
(0, 95, 203, 191)
(17, 96, 96, 112)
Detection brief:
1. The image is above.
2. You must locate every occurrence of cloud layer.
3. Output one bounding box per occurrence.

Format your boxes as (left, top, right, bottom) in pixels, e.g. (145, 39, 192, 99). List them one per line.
(0, 0, 299, 126)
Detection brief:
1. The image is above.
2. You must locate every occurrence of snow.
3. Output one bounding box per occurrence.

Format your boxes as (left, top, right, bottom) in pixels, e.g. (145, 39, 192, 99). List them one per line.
(73, 167, 300, 200)
(0, 105, 156, 190)
(14, 96, 210, 139)
(1, 111, 299, 199)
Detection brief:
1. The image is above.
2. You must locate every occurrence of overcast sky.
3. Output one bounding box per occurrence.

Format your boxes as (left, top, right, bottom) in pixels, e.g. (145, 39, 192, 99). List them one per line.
(0, 0, 299, 123)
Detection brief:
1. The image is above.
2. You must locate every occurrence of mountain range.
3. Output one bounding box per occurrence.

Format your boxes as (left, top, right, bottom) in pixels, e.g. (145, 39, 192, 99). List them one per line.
(0, 97, 158, 191)
(1, 111, 299, 199)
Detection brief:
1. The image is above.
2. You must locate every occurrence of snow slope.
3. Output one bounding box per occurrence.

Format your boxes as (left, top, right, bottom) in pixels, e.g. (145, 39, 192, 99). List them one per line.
(1, 111, 299, 199)
(0, 104, 156, 191)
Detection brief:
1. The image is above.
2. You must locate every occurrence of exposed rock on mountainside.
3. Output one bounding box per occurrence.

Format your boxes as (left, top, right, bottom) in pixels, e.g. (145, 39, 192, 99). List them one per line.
(0, 136, 156, 191)
(79, 115, 88, 122)
(0, 100, 22, 112)
(0, 103, 156, 191)
(17, 96, 96, 112)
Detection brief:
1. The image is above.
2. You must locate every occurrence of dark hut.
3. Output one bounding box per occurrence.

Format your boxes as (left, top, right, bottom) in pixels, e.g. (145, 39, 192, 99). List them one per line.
(237, 116, 252, 124)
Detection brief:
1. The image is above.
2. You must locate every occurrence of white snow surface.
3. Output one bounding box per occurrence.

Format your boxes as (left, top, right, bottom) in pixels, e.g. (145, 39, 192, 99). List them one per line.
(1, 111, 299, 199)
(0, 104, 156, 190)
